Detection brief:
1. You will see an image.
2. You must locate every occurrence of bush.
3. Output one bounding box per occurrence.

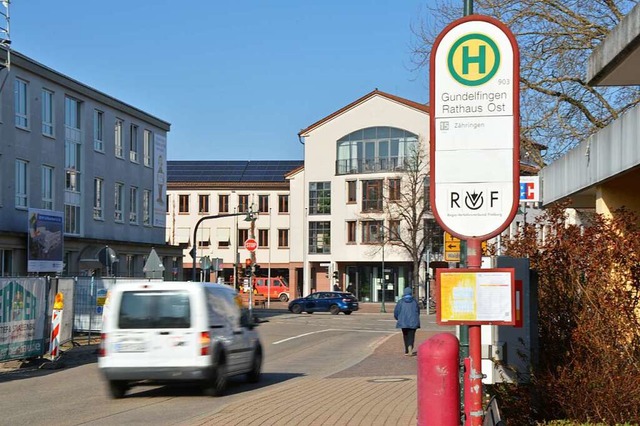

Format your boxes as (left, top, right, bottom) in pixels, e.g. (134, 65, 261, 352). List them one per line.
(498, 203, 640, 424)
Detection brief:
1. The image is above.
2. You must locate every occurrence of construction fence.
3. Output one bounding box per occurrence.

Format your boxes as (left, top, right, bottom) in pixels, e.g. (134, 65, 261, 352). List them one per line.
(0, 276, 160, 363)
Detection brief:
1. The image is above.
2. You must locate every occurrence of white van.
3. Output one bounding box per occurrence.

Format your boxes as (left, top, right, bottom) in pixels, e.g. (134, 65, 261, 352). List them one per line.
(98, 281, 263, 398)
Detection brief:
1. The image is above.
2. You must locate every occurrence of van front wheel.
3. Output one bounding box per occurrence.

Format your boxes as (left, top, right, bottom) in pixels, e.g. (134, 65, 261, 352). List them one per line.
(203, 362, 227, 397)
(279, 294, 289, 302)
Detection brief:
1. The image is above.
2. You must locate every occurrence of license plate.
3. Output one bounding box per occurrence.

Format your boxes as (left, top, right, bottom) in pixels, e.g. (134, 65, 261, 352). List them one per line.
(115, 341, 147, 353)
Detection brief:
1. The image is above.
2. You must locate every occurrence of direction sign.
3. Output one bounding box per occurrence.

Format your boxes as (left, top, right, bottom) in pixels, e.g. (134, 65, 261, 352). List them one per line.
(244, 238, 258, 252)
(444, 232, 461, 262)
(430, 15, 520, 240)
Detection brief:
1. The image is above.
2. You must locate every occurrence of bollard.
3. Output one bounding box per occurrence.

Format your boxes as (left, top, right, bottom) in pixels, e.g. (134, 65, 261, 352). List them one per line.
(417, 333, 460, 426)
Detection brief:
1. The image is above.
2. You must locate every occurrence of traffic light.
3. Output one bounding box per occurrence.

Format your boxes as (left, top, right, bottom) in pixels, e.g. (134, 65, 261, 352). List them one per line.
(244, 267, 252, 277)
(332, 271, 339, 280)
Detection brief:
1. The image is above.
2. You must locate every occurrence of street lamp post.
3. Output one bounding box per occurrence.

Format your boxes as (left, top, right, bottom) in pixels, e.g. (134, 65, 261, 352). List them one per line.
(380, 228, 386, 313)
(190, 210, 254, 282)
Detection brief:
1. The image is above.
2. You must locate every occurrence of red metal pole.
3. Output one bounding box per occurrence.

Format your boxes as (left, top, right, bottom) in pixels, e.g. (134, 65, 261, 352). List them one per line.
(466, 238, 483, 425)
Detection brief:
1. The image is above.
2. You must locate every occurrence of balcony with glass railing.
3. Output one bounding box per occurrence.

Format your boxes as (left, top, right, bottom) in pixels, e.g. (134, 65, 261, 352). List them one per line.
(336, 156, 408, 175)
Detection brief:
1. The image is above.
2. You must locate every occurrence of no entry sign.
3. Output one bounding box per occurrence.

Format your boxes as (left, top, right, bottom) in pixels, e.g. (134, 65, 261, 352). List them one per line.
(244, 238, 258, 252)
(430, 15, 520, 240)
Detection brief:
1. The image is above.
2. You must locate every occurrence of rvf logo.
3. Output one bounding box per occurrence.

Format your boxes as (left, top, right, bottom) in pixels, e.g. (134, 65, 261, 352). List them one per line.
(448, 33, 500, 86)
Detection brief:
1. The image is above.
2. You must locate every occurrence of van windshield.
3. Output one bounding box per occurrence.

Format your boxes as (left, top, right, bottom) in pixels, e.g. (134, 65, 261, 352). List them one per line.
(118, 291, 191, 329)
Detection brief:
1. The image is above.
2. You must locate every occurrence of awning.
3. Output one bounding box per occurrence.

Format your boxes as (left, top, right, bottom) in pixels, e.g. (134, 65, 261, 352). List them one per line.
(79, 245, 119, 269)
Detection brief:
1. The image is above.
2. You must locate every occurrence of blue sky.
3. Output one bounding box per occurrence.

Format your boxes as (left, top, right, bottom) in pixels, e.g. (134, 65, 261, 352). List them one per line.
(10, 0, 431, 161)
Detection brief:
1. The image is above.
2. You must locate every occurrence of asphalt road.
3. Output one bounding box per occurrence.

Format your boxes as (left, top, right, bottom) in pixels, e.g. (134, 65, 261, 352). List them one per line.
(0, 310, 450, 425)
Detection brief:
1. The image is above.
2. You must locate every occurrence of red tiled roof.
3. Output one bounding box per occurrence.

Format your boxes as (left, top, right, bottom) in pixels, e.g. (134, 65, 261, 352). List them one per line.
(298, 89, 429, 136)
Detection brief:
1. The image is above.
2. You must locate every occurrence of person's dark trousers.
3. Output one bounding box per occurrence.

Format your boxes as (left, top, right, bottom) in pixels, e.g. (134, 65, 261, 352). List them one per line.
(401, 328, 416, 354)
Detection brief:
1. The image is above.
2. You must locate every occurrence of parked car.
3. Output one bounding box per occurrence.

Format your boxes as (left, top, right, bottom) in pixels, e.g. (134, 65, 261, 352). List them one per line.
(98, 281, 263, 398)
(288, 291, 359, 315)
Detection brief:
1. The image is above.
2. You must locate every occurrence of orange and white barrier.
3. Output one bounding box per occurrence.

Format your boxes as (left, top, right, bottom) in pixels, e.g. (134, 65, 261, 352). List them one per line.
(49, 292, 64, 359)
(50, 309, 62, 358)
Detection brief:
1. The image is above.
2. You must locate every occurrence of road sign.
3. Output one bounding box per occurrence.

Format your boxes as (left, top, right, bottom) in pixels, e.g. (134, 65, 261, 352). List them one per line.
(430, 15, 520, 240)
(444, 232, 461, 262)
(244, 238, 258, 252)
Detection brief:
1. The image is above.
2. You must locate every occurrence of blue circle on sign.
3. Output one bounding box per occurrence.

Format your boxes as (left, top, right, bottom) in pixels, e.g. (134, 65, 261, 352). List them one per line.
(96, 306, 103, 315)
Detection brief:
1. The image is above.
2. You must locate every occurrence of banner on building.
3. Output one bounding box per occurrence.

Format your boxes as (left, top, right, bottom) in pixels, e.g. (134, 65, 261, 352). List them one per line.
(154, 134, 167, 228)
(0, 278, 47, 361)
(27, 208, 64, 273)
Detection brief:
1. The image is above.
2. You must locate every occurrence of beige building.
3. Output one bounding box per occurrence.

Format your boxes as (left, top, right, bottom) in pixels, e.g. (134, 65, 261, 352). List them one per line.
(166, 160, 303, 292)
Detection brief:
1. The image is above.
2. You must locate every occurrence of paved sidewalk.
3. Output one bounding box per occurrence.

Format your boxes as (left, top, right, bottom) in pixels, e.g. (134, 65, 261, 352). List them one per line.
(187, 307, 445, 426)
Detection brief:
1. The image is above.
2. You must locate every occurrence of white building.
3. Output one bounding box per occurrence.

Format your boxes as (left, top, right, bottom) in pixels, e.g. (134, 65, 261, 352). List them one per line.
(295, 89, 433, 302)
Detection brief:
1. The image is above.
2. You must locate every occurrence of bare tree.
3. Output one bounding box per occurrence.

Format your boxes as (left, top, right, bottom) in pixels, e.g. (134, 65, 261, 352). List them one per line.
(362, 139, 436, 295)
(411, 0, 640, 166)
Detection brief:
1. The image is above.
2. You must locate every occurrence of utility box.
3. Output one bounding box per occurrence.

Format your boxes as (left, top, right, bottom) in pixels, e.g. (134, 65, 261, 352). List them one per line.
(481, 256, 538, 384)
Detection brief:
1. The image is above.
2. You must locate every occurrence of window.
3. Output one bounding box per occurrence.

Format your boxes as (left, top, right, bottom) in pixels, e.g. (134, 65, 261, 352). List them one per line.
(258, 229, 269, 247)
(258, 194, 269, 213)
(389, 220, 400, 241)
(347, 221, 357, 243)
(347, 181, 356, 203)
(198, 194, 209, 213)
(278, 194, 289, 213)
(115, 119, 124, 158)
(64, 204, 80, 235)
(143, 130, 153, 167)
(64, 96, 81, 129)
(197, 228, 210, 247)
(129, 186, 138, 224)
(238, 194, 249, 213)
(129, 124, 139, 162)
(0, 249, 13, 277)
(15, 159, 28, 208)
(14, 78, 28, 128)
(309, 221, 331, 254)
(219, 194, 229, 213)
(218, 228, 231, 248)
(424, 177, 431, 211)
(65, 140, 81, 192)
(179, 194, 189, 213)
(278, 229, 289, 248)
(309, 182, 331, 214)
(362, 180, 383, 212)
(42, 166, 54, 210)
(93, 178, 104, 220)
(115, 183, 124, 222)
(42, 89, 54, 136)
(362, 220, 383, 243)
(143, 189, 151, 226)
(388, 178, 401, 201)
(238, 228, 249, 245)
(64, 97, 82, 235)
(336, 127, 418, 175)
(94, 110, 104, 151)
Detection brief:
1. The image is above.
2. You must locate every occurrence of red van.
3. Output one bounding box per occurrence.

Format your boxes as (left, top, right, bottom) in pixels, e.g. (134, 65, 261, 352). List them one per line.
(242, 277, 290, 302)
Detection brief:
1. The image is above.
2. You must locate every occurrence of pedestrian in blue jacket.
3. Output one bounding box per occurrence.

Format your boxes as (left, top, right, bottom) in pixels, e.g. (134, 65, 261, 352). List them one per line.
(394, 286, 420, 356)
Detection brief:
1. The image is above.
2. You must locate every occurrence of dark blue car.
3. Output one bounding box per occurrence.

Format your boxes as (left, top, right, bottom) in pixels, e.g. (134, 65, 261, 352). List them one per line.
(288, 291, 359, 315)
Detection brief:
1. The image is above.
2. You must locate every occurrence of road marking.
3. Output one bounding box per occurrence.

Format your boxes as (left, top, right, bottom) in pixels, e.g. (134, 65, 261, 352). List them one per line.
(272, 328, 395, 345)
